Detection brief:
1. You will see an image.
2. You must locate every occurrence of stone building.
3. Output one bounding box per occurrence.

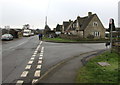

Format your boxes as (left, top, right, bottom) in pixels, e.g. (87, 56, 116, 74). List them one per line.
(66, 12, 105, 39)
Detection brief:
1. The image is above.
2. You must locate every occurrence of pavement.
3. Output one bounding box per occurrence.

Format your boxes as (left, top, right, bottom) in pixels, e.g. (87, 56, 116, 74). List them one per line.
(35, 49, 105, 84)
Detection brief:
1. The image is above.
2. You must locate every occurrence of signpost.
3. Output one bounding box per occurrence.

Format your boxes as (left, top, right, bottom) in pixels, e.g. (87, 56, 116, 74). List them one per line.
(109, 18, 113, 53)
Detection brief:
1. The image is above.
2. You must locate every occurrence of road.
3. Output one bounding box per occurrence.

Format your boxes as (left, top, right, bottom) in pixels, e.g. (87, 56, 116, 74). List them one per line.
(2, 35, 106, 84)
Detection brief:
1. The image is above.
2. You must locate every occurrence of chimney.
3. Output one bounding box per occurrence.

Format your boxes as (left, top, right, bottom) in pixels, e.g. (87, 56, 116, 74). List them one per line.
(88, 12, 92, 17)
(69, 19, 72, 22)
(77, 16, 80, 20)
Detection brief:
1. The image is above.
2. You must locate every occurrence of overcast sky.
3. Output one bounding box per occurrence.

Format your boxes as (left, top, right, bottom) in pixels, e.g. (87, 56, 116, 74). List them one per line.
(0, 0, 120, 29)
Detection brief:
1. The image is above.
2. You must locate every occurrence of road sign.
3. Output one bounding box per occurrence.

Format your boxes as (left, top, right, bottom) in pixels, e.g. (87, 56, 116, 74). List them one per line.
(109, 18, 113, 24)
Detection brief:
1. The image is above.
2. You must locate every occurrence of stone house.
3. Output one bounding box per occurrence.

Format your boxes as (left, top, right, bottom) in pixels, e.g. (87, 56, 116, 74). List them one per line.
(55, 24, 62, 32)
(62, 20, 72, 33)
(65, 12, 105, 39)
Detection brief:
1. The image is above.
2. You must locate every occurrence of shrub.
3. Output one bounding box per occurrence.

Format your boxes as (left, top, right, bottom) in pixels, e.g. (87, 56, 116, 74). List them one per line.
(87, 34, 94, 39)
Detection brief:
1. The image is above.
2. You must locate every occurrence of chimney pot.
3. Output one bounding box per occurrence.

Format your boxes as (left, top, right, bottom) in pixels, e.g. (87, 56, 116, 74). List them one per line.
(88, 12, 92, 17)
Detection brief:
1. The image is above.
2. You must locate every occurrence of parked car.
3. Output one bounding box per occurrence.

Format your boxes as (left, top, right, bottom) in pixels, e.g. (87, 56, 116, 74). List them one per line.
(1, 34, 13, 40)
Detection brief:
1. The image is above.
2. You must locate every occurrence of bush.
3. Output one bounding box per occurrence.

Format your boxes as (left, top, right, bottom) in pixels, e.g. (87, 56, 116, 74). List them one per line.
(59, 34, 82, 41)
(87, 34, 94, 39)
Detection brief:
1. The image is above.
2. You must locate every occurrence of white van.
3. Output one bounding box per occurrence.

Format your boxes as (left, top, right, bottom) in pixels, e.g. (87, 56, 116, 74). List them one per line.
(23, 29, 31, 37)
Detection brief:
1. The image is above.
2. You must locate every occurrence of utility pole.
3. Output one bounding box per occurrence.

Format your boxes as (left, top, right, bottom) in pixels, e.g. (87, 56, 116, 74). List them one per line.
(45, 16, 47, 26)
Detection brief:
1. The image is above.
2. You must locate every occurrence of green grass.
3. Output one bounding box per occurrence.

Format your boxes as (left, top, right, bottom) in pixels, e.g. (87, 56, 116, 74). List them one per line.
(76, 51, 119, 83)
(43, 37, 109, 43)
(43, 37, 76, 42)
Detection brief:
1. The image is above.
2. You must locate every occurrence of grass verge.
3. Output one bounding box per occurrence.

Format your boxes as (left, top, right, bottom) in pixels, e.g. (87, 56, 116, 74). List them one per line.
(43, 37, 108, 43)
(76, 51, 119, 83)
(43, 37, 76, 42)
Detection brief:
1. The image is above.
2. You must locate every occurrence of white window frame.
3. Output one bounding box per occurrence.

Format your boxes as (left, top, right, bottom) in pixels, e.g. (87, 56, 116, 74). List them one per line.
(94, 32, 100, 37)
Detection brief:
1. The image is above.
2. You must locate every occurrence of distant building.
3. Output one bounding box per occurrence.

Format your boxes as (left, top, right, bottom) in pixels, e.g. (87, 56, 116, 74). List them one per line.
(118, 1, 120, 27)
(62, 20, 72, 33)
(55, 24, 62, 32)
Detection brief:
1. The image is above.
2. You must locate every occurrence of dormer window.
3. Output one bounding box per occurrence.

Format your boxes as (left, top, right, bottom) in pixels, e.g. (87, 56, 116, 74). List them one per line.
(93, 22, 98, 27)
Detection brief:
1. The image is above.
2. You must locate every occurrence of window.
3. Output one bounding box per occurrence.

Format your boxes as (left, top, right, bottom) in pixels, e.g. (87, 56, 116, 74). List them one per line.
(94, 32, 100, 36)
(93, 22, 98, 27)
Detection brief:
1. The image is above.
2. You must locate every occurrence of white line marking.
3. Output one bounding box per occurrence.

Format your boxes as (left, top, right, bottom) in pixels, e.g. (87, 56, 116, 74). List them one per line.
(40, 53, 43, 55)
(32, 55, 36, 57)
(34, 52, 37, 55)
(40, 54, 43, 57)
(16, 80, 24, 85)
(36, 65, 42, 69)
(21, 71, 28, 77)
(39, 57, 42, 60)
(32, 79, 38, 84)
(42, 46, 44, 49)
(34, 70, 41, 77)
(36, 48, 38, 50)
(38, 60, 42, 64)
(40, 41, 42, 45)
(31, 57, 35, 60)
(41, 51, 44, 53)
(25, 65, 31, 69)
(37, 45, 40, 49)
(36, 48, 39, 50)
(28, 61, 33, 64)
(34, 51, 37, 53)
(41, 47, 44, 50)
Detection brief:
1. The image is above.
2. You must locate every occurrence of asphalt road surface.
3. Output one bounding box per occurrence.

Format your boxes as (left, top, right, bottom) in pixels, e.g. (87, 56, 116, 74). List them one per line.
(2, 35, 106, 84)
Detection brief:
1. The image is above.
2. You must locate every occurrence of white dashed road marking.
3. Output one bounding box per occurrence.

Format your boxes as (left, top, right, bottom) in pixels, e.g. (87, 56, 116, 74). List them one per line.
(40, 41, 42, 45)
(38, 60, 42, 64)
(32, 55, 36, 57)
(36, 65, 42, 69)
(31, 57, 35, 60)
(21, 71, 28, 77)
(32, 79, 38, 84)
(41, 47, 44, 51)
(28, 61, 33, 64)
(39, 57, 42, 60)
(41, 51, 43, 53)
(33, 52, 37, 55)
(17, 42, 44, 84)
(34, 70, 41, 77)
(34, 51, 38, 53)
(25, 65, 31, 70)
(16, 80, 24, 85)
(40, 54, 43, 57)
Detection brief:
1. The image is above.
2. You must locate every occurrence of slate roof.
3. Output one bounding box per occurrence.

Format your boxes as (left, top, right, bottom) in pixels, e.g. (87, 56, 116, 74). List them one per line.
(78, 14, 96, 31)
(56, 24, 62, 31)
(63, 21, 71, 30)
(67, 14, 96, 31)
